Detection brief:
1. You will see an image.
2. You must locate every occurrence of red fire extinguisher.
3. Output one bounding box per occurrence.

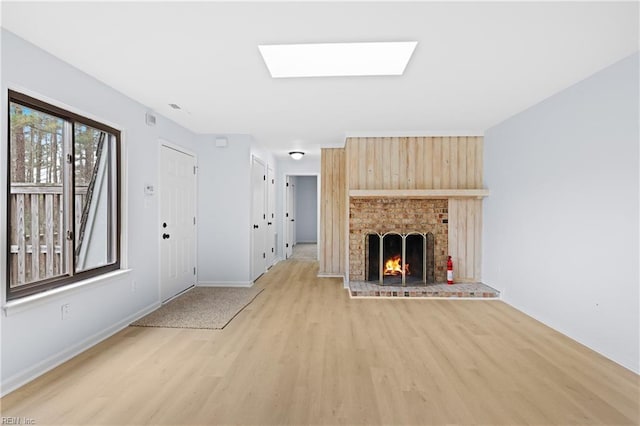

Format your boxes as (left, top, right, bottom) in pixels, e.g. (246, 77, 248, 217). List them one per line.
(447, 256, 454, 285)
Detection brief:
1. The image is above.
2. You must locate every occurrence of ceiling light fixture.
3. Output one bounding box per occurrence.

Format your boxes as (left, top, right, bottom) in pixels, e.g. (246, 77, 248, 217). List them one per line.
(168, 103, 181, 110)
(258, 41, 418, 78)
(289, 151, 305, 160)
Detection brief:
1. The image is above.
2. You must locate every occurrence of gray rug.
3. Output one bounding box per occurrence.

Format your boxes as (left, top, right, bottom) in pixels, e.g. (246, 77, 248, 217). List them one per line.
(131, 286, 263, 329)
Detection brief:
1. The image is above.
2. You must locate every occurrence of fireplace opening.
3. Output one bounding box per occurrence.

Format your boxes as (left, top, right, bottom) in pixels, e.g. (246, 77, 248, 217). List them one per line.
(366, 232, 436, 286)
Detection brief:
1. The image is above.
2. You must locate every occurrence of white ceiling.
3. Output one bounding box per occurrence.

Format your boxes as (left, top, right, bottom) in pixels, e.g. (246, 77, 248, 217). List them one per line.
(2, 1, 638, 156)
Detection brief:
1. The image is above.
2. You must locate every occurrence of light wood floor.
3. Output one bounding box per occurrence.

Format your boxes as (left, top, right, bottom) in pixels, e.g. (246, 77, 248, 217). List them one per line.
(1, 259, 638, 425)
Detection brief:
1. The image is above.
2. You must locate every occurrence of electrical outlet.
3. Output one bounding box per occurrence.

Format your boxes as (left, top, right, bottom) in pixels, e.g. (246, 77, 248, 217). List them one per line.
(61, 303, 70, 320)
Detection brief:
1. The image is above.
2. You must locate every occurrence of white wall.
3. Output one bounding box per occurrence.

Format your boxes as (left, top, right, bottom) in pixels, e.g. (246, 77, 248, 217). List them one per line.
(295, 176, 318, 243)
(193, 135, 276, 286)
(275, 155, 321, 259)
(0, 30, 200, 394)
(483, 53, 639, 373)
(194, 135, 253, 285)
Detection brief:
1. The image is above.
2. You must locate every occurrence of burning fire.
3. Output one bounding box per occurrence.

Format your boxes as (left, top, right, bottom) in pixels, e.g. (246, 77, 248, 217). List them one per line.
(384, 255, 410, 276)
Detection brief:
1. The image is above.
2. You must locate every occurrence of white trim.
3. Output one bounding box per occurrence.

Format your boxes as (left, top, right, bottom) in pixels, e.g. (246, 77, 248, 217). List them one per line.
(0, 301, 159, 398)
(198, 281, 254, 288)
(3, 269, 132, 317)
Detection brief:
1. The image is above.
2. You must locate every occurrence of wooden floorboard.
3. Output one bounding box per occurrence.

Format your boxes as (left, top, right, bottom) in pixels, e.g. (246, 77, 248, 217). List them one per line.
(1, 259, 638, 425)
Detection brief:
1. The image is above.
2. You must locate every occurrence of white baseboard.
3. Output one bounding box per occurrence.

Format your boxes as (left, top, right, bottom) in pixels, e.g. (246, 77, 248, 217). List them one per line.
(198, 281, 254, 288)
(1, 302, 159, 397)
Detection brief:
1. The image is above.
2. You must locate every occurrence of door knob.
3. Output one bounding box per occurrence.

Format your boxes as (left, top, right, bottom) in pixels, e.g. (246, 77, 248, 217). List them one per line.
(267, 222, 272, 225)
(162, 222, 167, 228)
(253, 224, 259, 229)
(162, 233, 170, 239)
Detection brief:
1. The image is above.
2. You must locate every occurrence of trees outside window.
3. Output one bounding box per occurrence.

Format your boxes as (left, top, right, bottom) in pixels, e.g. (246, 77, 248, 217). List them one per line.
(7, 91, 120, 300)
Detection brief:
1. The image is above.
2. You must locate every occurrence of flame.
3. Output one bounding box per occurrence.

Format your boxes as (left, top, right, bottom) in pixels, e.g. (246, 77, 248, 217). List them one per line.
(383, 255, 410, 276)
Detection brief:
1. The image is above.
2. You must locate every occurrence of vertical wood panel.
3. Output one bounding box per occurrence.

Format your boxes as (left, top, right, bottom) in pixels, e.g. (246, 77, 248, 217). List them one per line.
(458, 136, 468, 190)
(433, 137, 442, 189)
(474, 199, 482, 280)
(390, 137, 400, 189)
(366, 137, 375, 189)
(17, 194, 26, 284)
(406, 137, 417, 189)
(450, 137, 459, 189)
(415, 138, 425, 188)
(320, 148, 346, 275)
(467, 137, 476, 189)
(382, 137, 392, 189)
(358, 138, 367, 190)
(448, 198, 482, 282)
(332, 150, 341, 272)
(398, 137, 408, 189)
(373, 137, 383, 189)
(441, 136, 450, 189)
(457, 199, 467, 279)
(466, 200, 475, 281)
(475, 137, 483, 188)
(423, 137, 433, 189)
(448, 199, 458, 276)
(45, 194, 54, 277)
(31, 194, 40, 281)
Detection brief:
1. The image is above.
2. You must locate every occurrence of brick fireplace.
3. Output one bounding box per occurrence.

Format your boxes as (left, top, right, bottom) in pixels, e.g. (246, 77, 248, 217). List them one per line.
(349, 198, 448, 283)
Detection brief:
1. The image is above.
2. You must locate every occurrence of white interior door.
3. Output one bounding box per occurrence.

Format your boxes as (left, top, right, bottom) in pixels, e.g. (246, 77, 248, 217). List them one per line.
(160, 145, 196, 302)
(266, 165, 276, 266)
(285, 176, 295, 259)
(251, 157, 267, 280)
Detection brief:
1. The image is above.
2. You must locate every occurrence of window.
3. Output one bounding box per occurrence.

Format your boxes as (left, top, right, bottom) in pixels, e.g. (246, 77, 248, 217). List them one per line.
(7, 90, 120, 300)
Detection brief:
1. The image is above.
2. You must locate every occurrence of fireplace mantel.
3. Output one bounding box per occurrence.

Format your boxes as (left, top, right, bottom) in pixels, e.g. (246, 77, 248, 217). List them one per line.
(349, 189, 489, 199)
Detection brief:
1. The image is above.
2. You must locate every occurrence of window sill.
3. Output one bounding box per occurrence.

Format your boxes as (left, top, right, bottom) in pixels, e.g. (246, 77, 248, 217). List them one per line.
(3, 269, 132, 317)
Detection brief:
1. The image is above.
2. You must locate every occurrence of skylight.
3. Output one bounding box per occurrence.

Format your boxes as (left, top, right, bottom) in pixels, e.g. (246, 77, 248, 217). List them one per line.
(258, 41, 418, 78)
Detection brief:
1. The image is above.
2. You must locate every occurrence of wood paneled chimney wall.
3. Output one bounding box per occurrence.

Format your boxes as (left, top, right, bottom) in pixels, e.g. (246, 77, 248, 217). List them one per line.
(319, 136, 486, 281)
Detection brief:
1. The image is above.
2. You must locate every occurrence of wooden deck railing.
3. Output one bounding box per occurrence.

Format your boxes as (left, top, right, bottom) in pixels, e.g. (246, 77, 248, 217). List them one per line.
(9, 184, 87, 287)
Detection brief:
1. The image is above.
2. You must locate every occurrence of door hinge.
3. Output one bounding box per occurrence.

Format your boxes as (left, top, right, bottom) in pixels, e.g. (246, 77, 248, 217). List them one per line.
(66, 154, 73, 164)
(193, 166, 197, 175)
(263, 214, 266, 220)
(263, 253, 266, 259)
(286, 182, 289, 187)
(66, 230, 73, 241)
(286, 243, 289, 248)
(271, 179, 274, 184)
(193, 216, 196, 225)
(193, 267, 196, 275)
(271, 248, 274, 253)
(263, 175, 266, 181)
(286, 213, 289, 217)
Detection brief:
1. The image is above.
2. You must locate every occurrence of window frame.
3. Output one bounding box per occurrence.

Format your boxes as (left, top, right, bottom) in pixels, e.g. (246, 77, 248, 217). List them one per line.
(6, 90, 121, 300)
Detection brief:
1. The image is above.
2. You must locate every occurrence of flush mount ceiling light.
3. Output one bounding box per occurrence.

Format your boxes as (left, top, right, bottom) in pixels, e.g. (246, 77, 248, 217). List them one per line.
(258, 41, 418, 78)
(289, 151, 305, 160)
